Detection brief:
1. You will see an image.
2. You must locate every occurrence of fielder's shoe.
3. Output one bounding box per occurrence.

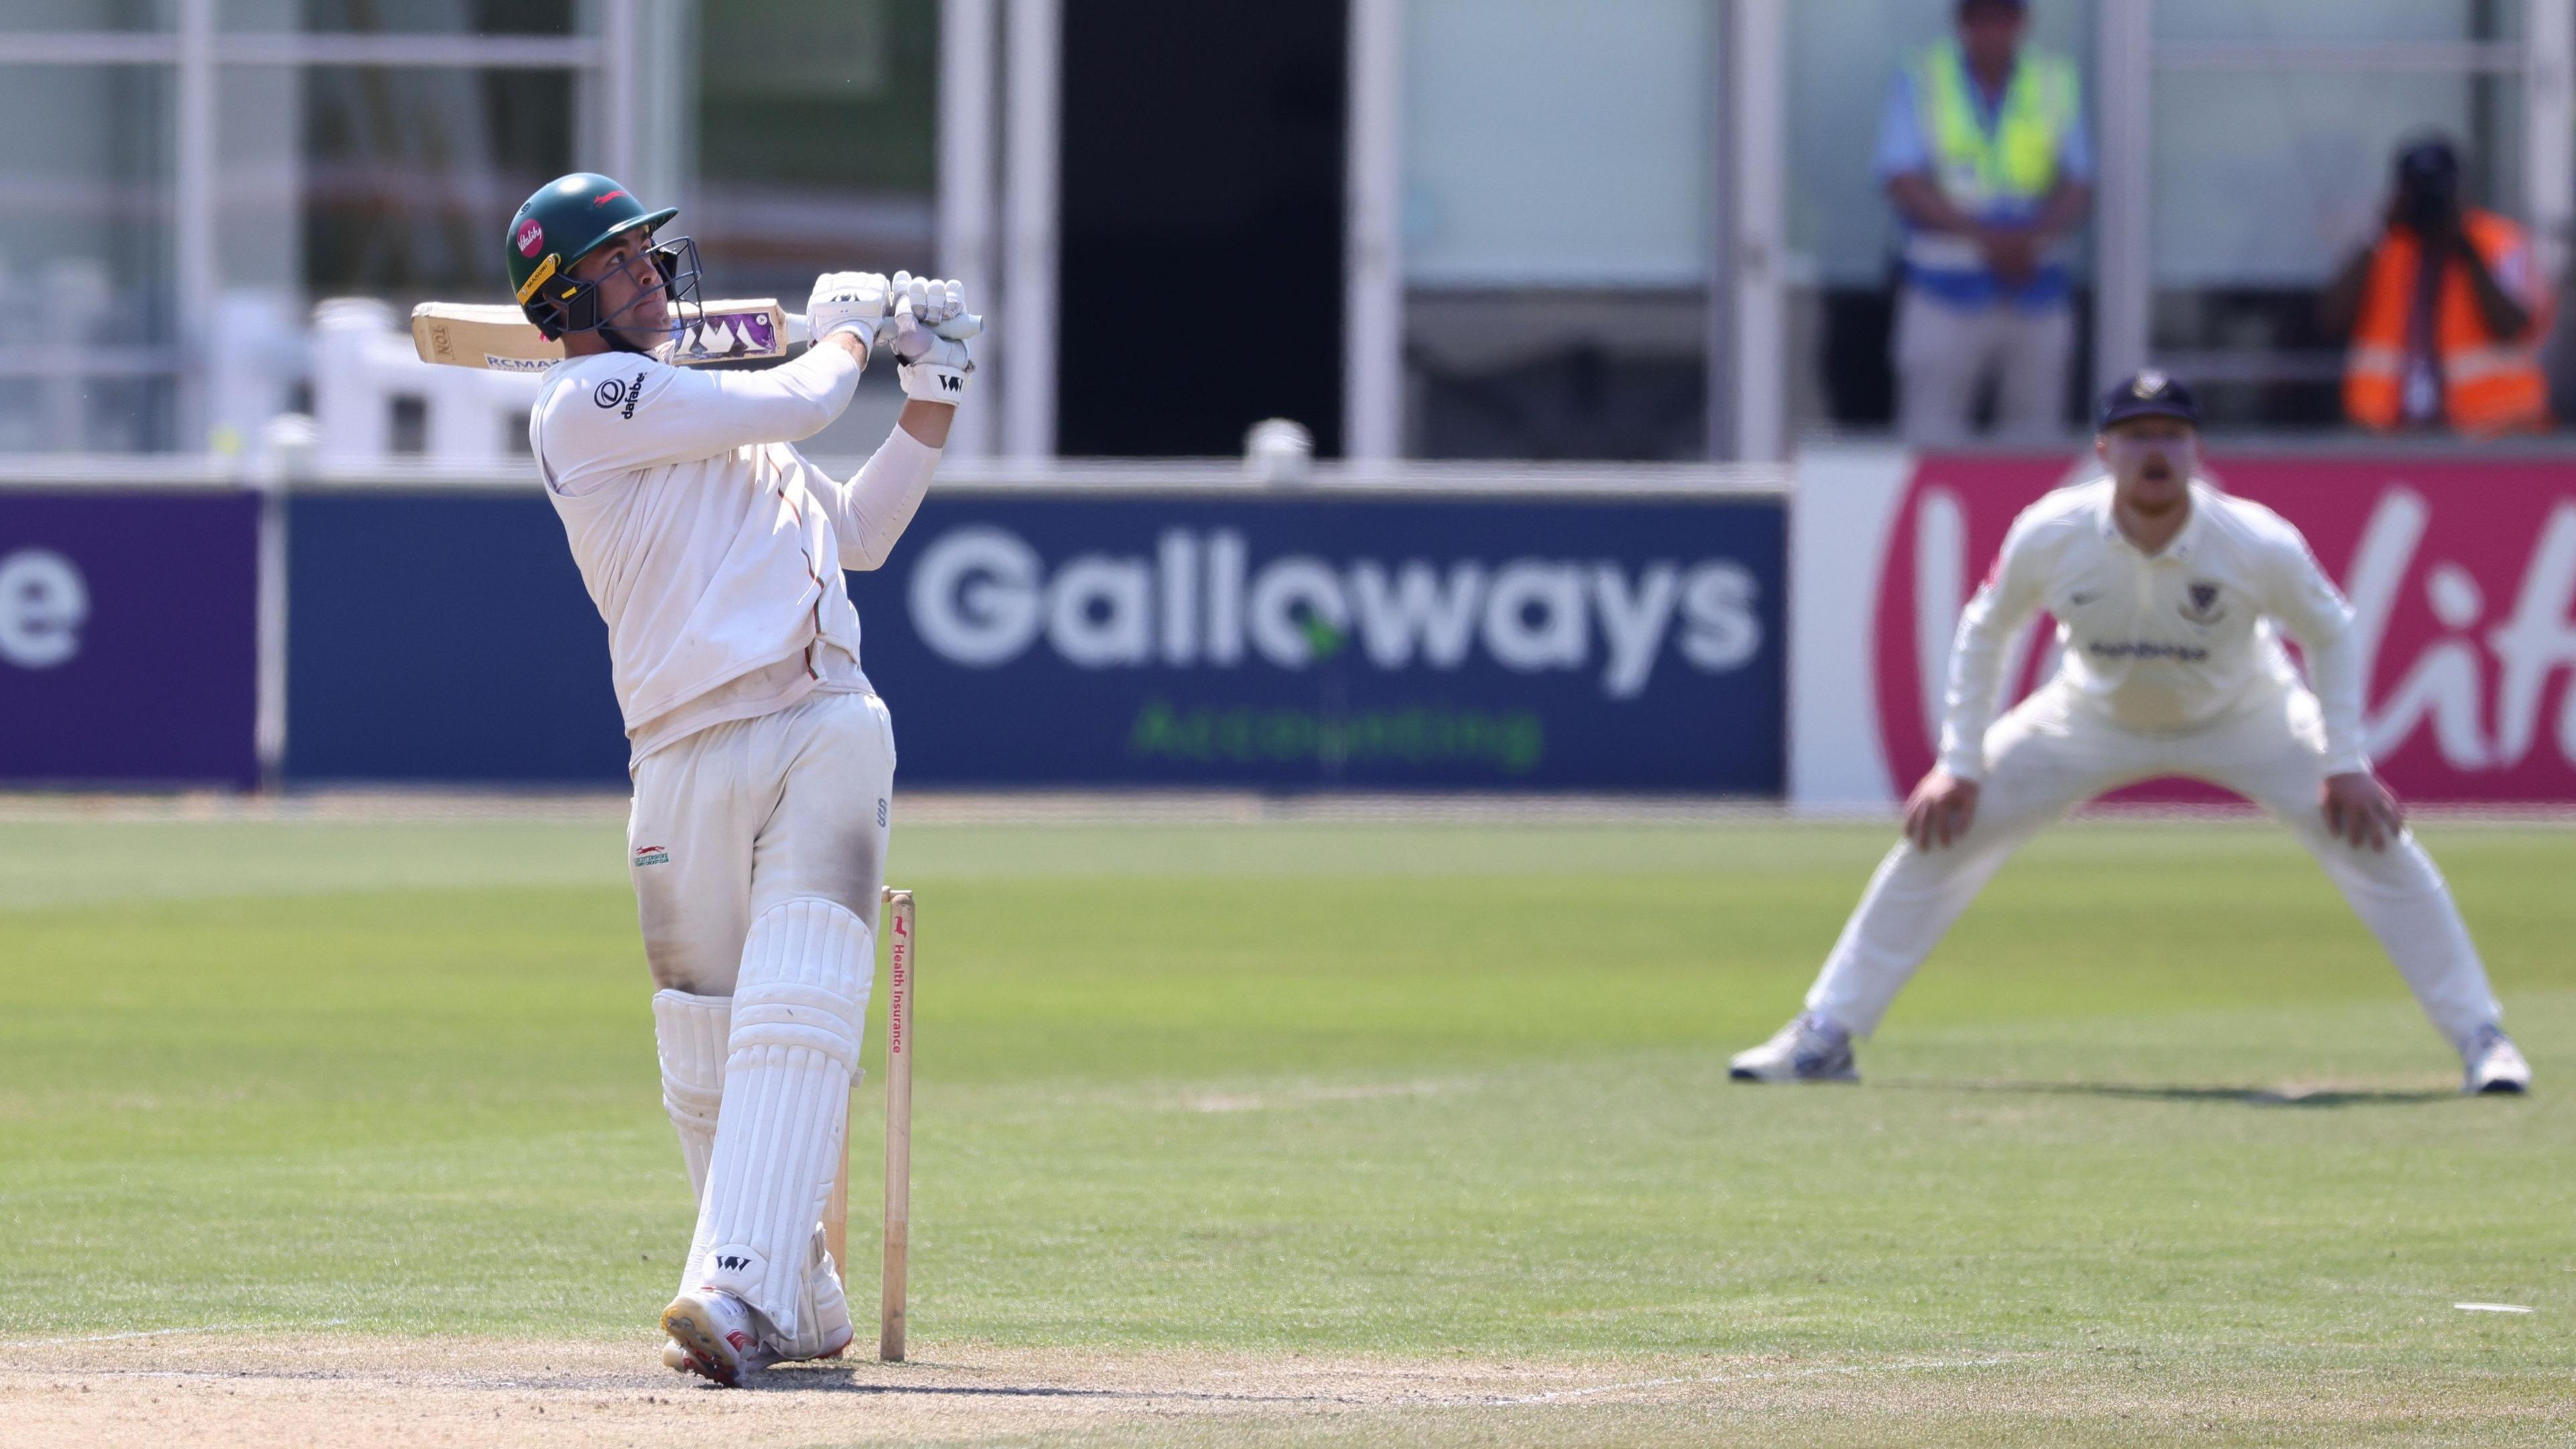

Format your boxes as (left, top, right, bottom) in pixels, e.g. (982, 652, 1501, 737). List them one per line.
(2461, 1024, 2532, 1095)
(1729, 1012, 1859, 1083)
(661, 1287, 773, 1387)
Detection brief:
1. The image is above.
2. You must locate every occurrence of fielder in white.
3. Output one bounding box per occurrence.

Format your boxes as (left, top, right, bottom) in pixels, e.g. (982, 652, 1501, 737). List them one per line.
(1734, 372, 2530, 1095)
(505, 172, 975, 1385)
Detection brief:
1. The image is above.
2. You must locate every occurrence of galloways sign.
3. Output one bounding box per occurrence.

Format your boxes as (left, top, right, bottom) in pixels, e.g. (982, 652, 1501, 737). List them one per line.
(851, 490, 1786, 790)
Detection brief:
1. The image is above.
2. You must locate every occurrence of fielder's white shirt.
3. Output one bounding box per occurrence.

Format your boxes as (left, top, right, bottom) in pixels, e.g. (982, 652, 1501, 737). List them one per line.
(529, 341, 940, 763)
(1939, 477, 2367, 780)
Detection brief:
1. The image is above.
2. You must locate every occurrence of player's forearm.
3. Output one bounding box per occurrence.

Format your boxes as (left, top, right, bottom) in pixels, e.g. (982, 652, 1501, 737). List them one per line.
(1936, 638, 2008, 780)
(830, 427, 942, 572)
(1935, 587, 2036, 780)
(704, 339, 864, 445)
(747, 337, 865, 441)
(2302, 631, 2371, 775)
(897, 400, 954, 449)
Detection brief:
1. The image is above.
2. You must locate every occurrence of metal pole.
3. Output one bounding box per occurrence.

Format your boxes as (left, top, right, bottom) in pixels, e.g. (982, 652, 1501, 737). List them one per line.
(253, 478, 289, 792)
(2525, 0, 2575, 292)
(1002, 0, 1061, 459)
(600, 0, 637, 184)
(940, 0, 1000, 458)
(1727, 0, 1788, 463)
(175, 0, 217, 453)
(2094, 0, 2154, 386)
(1343, 0, 1403, 462)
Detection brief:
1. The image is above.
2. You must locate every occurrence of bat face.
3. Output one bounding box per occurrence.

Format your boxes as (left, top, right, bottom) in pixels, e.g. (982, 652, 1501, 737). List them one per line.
(672, 307, 786, 364)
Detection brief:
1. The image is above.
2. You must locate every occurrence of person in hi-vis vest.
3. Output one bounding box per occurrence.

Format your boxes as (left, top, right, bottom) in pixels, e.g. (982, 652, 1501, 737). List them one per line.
(1876, 0, 2092, 445)
(2322, 136, 2551, 437)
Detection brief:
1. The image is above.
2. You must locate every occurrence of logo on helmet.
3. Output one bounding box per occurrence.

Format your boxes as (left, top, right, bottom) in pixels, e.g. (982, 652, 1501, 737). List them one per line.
(515, 218, 544, 257)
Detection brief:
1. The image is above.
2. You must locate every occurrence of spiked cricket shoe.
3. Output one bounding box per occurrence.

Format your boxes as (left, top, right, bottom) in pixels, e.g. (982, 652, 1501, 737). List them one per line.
(661, 1288, 772, 1387)
(2462, 1025, 2532, 1095)
(1729, 1011, 1859, 1083)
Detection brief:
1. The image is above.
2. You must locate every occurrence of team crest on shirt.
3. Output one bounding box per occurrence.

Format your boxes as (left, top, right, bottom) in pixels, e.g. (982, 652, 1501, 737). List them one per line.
(2179, 580, 2226, 625)
(633, 845, 671, 867)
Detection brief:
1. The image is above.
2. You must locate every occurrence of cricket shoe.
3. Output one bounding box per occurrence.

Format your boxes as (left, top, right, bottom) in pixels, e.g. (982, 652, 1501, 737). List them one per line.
(661, 1287, 775, 1387)
(1729, 1012, 1859, 1083)
(2461, 1025, 2532, 1095)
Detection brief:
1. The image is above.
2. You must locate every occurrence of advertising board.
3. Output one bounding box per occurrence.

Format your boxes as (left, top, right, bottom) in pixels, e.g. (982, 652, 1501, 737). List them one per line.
(0, 491, 258, 788)
(1793, 449, 2576, 806)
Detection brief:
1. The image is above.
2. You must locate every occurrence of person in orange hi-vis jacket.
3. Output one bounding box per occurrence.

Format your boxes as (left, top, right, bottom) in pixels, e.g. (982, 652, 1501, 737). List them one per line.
(2322, 136, 2551, 437)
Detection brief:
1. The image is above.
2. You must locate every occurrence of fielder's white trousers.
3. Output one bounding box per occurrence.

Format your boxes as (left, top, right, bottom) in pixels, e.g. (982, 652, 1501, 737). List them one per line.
(1807, 682, 2503, 1049)
(629, 689, 896, 995)
(1892, 286, 2076, 447)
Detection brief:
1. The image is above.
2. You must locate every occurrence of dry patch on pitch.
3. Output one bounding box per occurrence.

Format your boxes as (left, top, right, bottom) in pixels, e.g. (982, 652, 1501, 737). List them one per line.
(3, 1333, 2569, 1448)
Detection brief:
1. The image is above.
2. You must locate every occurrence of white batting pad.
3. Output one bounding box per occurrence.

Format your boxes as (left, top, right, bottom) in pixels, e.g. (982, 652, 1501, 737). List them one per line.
(651, 989, 731, 1203)
(684, 898, 873, 1342)
(772, 1224, 856, 1361)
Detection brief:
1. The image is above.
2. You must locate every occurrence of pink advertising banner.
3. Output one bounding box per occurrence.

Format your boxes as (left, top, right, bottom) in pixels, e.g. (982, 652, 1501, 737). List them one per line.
(1790, 449, 2576, 807)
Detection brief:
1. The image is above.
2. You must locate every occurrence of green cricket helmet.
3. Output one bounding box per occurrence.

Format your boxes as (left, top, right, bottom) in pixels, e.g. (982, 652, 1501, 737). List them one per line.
(504, 172, 698, 343)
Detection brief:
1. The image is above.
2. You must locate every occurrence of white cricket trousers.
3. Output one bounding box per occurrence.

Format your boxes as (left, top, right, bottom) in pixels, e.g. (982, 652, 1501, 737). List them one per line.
(629, 689, 896, 994)
(1892, 286, 2076, 447)
(631, 689, 895, 1341)
(1807, 682, 2503, 1048)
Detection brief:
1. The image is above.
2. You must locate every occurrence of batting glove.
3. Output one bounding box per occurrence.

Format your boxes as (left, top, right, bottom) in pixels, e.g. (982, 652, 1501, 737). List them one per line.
(808, 271, 892, 352)
(888, 271, 974, 402)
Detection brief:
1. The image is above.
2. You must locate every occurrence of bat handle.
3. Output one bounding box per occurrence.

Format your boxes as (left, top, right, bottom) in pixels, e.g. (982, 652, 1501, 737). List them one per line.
(782, 312, 983, 347)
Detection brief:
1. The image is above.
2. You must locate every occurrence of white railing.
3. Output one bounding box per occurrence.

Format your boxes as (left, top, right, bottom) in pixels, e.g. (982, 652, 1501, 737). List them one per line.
(308, 299, 545, 467)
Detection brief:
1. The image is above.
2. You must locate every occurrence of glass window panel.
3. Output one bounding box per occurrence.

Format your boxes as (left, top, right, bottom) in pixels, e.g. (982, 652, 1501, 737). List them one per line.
(292, 64, 577, 299)
(1787, 0, 2096, 290)
(2149, 70, 2524, 426)
(2155, 0, 2520, 46)
(2151, 73, 2520, 291)
(0, 63, 174, 450)
(219, 0, 579, 34)
(1784, 0, 2095, 432)
(0, 378, 176, 453)
(0, 1, 172, 30)
(1402, 0, 1711, 286)
(691, 0, 936, 459)
(692, 0, 934, 292)
(1395, 0, 1719, 458)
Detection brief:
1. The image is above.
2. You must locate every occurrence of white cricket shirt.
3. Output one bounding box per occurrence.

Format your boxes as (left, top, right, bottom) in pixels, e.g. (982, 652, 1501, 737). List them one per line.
(530, 341, 941, 763)
(1939, 477, 2367, 780)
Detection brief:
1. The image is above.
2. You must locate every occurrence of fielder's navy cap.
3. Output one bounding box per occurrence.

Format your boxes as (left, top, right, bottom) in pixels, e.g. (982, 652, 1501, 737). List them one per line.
(2096, 370, 2200, 431)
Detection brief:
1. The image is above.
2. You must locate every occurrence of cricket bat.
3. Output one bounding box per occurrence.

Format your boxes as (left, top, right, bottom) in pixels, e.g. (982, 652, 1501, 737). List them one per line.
(409, 299, 981, 372)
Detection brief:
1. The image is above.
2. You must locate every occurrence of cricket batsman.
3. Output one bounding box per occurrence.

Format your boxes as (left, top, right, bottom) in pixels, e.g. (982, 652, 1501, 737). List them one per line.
(505, 172, 973, 1384)
(1733, 372, 2530, 1095)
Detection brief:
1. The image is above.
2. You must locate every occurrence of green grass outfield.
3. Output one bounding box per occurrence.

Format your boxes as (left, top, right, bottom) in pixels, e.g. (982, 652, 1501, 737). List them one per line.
(1, 811, 2570, 1444)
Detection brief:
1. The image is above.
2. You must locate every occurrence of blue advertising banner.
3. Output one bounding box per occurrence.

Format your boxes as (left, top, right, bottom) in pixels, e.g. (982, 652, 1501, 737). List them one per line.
(0, 490, 259, 787)
(286, 492, 628, 784)
(847, 492, 1784, 791)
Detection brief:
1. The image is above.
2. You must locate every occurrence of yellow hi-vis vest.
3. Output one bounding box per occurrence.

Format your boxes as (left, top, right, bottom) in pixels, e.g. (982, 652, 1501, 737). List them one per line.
(1904, 42, 2077, 274)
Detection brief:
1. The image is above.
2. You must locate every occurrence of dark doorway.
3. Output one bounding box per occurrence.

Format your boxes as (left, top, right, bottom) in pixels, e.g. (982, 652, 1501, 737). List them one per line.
(1057, 1, 1346, 456)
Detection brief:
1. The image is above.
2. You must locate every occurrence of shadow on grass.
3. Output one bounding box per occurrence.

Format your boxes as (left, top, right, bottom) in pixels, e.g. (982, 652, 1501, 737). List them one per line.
(1877, 1078, 2458, 1109)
